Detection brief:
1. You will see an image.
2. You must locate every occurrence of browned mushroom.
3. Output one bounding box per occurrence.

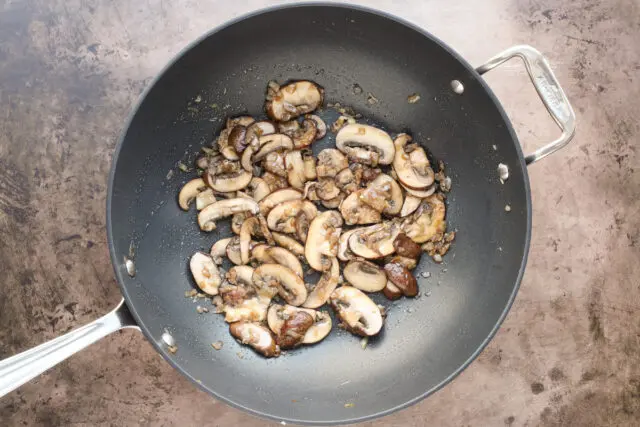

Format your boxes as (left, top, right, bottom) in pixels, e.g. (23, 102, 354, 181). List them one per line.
(316, 149, 349, 178)
(302, 149, 317, 180)
(384, 262, 418, 297)
(258, 188, 302, 215)
(178, 178, 208, 210)
(305, 114, 327, 140)
(393, 233, 423, 259)
(305, 211, 343, 271)
(292, 118, 317, 149)
(229, 321, 280, 357)
(330, 286, 383, 336)
(348, 221, 401, 259)
(267, 304, 332, 346)
(343, 259, 387, 292)
(189, 252, 221, 295)
(197, 198, 259, 232)
(402, 194, 446, 243)
(253, 264, 307, 306)
(285, 150, 306, 190)
(303, 257, 340, 309)
(336, 124, 395, 165)
(339, 190, 381, 225)
(266, 80, 324, 121)
(382, 280, 403, 300)
(392, 134, 435, 189)
(360, 174, 403, 215)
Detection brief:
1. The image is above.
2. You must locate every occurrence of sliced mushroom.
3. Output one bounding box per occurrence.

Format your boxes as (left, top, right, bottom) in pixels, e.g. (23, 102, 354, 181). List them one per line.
(244, 121, 276, 153)
(392, 134, 435, 189)
(401, 181, 437, 198)
(228, 125, 249, 154)
(262, 171, 289, 192)
(393, 233, 422, 259)
(226, 236, 243, 265)
(400, 195, 423, 217)
(303, 257, 340, 309)
(267, 304, 332, 346)
(253, 264, 307, 306)
(402, 194, 446, 243)
(360, 174, 403, 215)
(253, 134, 294, 162)
(316, 178, 341, 201)
(302, 181, 320, 201)
(222, 284, 270, 323)
(302, 149, 317, 180)
(247, 177, 271, 202)
(266, 199, 318, 234)
(338, 229, 357, 261)
(305, 211, 343, 271)
(316, 149, 348, 178)
(216, 128, 239, 161)
(336, 124, 395, 165)
(231, 212, 247, 234)
(384, 262, 418, 297)
(382, 280, 402, 300)
(335, 167, 358, 195)
(189, 252, 221, 295)
(251, 245, 304, 278)
(258, 188, 302, 215)
(204, 168, 253, 193)
(195, 188, 217, 211)
(226, 115, 255, 128)
(240, 216, 274, 265)
(229, 321, 280, 357)
(343, 260, 387, 292)
(178, 178, 208, 211)
(387, 255, 418, 270)
(348, 221, 401, 259)
(277, 119, 300, 136)
(305, 114, 327, 139)
(295, 210, 311, 243)
(227, 265, 255, 286)
(210, 237, 232, 264)
(339, 190, 382, 225)
(197, 197, 259, 231)
(275, 310, 314, 349)
(285, 150, 306, 190)
(263, 151, 287, 177)
(330, 286, 383, 336)
(320, 191, 345, 210)
(271, 232, 305, 257)
(266, 80, 324, 121)
(292, 118, 317, 149)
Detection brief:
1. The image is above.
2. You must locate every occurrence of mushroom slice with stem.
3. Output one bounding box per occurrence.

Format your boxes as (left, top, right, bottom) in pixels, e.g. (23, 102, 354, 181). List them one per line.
(400, 195, 423, 217)
(198, 197, 259, 231)
(360, 173, 403, 215)
(229, 321, 280, 358)
(251, 245, 304, 278)
(402, 194, 446, 243)
(305, 211, 343, 271)
(253, 134, 294, 162)
(266, 199, 318, 234)
(210, 237, 232, 264)
(285, 150, 306, 190)
(216, 128, 239, 161)
(330, 286, 383, 337)
(203, 168, 252, 193)
(226, 236, 244, 265)
(316, 148, 348, 178)
(400, 181, 437, 198)
(339, 190, 382, 225)
(178, 178, 208, 210)
(316, 178, 341, 201)
(189, 252, 221, 296)
(292, 118, 317, 149)
(386, 255, 418, 270)
(266, 80, 324, 122)
(253, 264, 307, 306)
(267, 304, 332, 347)
(258, 188, 302, 215)
(305, 114, 327, 140)
(349, 221, 401, 259)
(261, 171, 289, 192)
(302, 149, 317, 180)
(278, 119, 300, 136)
(343, 259, 387, 292)
(195, 188, 217, 211)
(271, 232, 305, 257)
(392, 134, 435, 189)
(303, 257, 340, 309)
(336, 124, 395, 165)
(274, 310, 314, 349)
(382, 280, 403, 300)
(335, 167, 358, 195)
(384, 262, 418, 297)
(247, 177, 271, 202)
(338, 229, 357, 262)
(263, 151, 287, 177)
(231, 212, 247, 235)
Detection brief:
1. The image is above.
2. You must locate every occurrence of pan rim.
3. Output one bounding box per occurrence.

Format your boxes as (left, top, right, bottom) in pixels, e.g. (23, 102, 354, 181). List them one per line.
(106, 2, 532, 425)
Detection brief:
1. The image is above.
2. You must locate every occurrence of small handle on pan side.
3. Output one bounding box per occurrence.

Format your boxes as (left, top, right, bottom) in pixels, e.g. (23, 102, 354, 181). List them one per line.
(476, 45, 576, 165)
(0, 299, 138, 397)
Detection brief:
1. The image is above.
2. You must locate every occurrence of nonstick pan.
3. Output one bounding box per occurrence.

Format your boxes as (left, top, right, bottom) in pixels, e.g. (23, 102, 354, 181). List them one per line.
(0, 4, 575, 425)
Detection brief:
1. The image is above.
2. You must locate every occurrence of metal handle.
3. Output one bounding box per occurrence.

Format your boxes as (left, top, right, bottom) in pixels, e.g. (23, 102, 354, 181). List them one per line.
(476, 45, 576, 165)
(0, 299, 138, 397)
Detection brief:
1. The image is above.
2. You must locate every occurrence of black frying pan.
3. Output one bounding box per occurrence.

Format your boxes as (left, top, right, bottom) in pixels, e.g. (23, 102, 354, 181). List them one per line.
(0, 4, 575, 425)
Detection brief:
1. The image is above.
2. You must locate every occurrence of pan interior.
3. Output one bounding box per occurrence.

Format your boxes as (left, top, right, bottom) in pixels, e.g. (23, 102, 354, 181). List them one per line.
(108, 4, 530, 425)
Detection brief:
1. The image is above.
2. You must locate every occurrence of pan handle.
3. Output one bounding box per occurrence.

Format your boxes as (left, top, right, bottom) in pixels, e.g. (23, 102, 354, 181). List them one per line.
(476, 45, 576, 165)
(0, 299, 138, 397)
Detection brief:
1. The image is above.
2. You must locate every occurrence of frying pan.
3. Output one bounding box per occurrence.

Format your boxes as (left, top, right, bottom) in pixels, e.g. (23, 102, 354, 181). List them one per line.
(0, 4, 575, 425)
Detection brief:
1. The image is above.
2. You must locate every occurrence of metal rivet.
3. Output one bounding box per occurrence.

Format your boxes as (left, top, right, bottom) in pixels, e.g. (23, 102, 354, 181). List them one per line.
(498, 163, 509, 182)
(161, 332, 176, 347)
(451, 80, 464, 94)
(124, 257, 136, 277)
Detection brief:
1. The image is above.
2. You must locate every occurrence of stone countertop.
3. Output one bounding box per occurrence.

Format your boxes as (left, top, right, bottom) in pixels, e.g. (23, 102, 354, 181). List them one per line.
(0, 0, 638, 426)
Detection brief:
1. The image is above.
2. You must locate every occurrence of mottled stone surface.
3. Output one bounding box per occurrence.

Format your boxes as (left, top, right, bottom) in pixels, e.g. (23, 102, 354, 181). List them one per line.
(0, 0, 638, 426)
